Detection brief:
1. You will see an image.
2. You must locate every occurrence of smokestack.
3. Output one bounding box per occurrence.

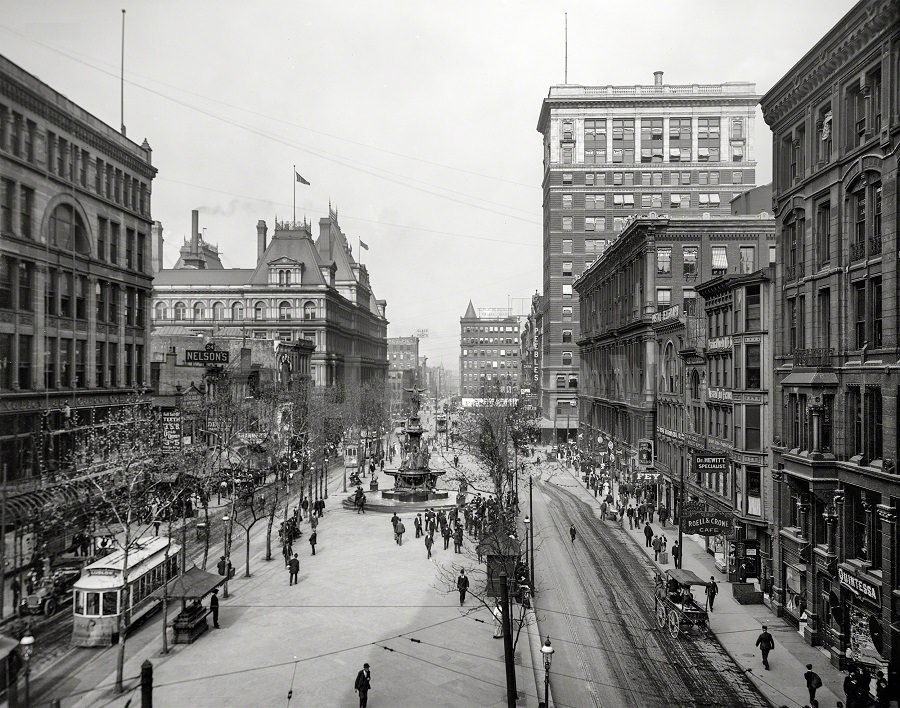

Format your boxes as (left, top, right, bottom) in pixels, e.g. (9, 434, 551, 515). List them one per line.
(191, 209, 200, 253)
(151, 220, 164, 274)
(654, 71, 664, 86)
(257, 220, 268, 262)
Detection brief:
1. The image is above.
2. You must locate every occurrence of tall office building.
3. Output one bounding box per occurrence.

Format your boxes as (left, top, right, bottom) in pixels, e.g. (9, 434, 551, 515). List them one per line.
(459, 301, 520, 407)
(537, 72, 759, 443)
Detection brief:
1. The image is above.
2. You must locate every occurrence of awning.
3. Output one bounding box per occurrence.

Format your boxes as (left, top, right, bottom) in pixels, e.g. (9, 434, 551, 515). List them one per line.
(781, 371, 839, 386)
(539, 417, 576, 430)
(152, 566, 224, 601)
(711, 248, 728, 270)
(3, 479, 96, 525)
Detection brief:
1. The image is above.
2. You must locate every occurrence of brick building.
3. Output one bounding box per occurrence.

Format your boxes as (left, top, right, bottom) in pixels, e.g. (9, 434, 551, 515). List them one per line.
(387, 336, 419, 415)
(459, 301, 520, 406)
(152, 209, 388, 390)
(760, 0, 900, 672)
(537, 72, 760, 443)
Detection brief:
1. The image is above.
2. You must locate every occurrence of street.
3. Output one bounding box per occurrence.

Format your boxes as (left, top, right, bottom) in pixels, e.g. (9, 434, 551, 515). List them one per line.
(530, 463, 768, 708)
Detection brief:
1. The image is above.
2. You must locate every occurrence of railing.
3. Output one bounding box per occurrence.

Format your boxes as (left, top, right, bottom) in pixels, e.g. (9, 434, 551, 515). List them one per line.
(850, 241, 866, 261)
(869, 234, 882, 256)
(792, 348, 834, 367)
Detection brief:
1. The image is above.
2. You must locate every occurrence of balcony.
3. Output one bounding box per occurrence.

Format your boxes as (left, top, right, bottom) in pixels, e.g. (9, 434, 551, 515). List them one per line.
(792, 348, 834, 368)
(869, 234, 882, 256)
(850, 241, 866, 262)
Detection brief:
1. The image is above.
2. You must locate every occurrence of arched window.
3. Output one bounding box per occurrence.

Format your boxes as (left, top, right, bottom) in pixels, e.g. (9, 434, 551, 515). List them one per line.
(232, 302, 244, 321)
(303, 301, 316, 320)
(254, 301, 265, 321)
(664, 342, 676, 393)
(193, 302, 205, 320)
(212, 301, 225, 321)
(690, 370, 701, 399)
(48, 204, 90, 254)
(279, 301, 291, 321)
(154, 302, 167, 321)
(174, 301, 186, 320)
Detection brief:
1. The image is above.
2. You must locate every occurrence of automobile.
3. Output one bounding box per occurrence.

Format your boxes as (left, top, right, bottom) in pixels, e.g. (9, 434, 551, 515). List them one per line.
(19, 560, 85, 616)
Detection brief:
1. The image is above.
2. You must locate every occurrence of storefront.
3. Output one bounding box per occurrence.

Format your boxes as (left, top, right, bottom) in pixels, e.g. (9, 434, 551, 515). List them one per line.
(782, 562, 808, 625)
(838, 565, 887, 675)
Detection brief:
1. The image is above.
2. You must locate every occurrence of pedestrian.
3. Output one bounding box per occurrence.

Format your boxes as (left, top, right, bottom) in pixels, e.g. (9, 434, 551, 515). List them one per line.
(289, 553, 300, 586)
(643, 522, 654, 547)
(648, 505, 655, 524)
(309, 530, 317, 556)
(282, 540, 293, 566)
(570, 524, 577, 544)
(396, 519, 406, 546)
(755, 625, 774, 670)
(209, 588, 220, 628)
(454, 525, 463, 553)
(652, 535, 661, 561)
(705, 576, 718, 612)
(600, 500, 608, 520)
(843, 670, 859, 707)
(301, 496, 309, 516)
(317, 498, 325, 518)
(875, 670, 888, 708)
(804, 663, 822, 707)
(658, 506, 668, 527)
(738, 561, 748, 583)
(672, 541, 681, 568)
(457, 569, 470, 605)
(359, 493, 366, 514)
(424, 533, 433, 559)
(354, 662, 372, 708)
(310, 512, 318, 532)
(626, 505, 635, 529)
(442, 524, 451, 550)
(414, 514, 423, 538)
(453, 455, 459, 467)
(217, 555, 227, 576)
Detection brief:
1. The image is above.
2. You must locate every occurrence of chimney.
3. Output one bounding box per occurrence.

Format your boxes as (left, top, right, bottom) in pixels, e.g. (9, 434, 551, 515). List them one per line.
(654, 71, 664, 86)
(191, 209, 200, 253)
(257, 220, 268, 262)
(151, 220, 164, 274)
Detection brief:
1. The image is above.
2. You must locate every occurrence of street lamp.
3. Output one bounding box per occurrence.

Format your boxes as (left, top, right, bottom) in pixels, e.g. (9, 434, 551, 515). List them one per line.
(540, 636, 554, 708)
(324, 455, 329, 499)
(20, 632, 34, 707)
(523, 515, 534, 601)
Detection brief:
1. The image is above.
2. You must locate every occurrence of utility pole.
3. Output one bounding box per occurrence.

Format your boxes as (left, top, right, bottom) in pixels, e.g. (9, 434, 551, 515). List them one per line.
(499, 571, 517, 707)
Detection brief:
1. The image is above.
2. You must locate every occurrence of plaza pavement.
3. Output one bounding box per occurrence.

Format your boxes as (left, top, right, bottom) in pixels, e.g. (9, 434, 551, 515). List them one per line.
(558, 458, 848, 708)
(64, 453, 544, 708)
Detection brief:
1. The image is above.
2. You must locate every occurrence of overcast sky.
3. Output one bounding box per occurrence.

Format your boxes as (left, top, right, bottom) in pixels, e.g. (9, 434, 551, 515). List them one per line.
(2, 0, 854, 368)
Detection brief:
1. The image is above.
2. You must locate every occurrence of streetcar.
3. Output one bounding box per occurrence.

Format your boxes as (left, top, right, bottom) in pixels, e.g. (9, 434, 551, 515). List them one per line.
(654, 568, 710, 638)
(435, 416, 447, 435)
(344, 442, 360, 472)
(72, 536, 183, 647)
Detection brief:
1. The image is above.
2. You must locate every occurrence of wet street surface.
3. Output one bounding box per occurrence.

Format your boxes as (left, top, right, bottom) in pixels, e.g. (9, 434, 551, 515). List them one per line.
(531, 469, 769, 708)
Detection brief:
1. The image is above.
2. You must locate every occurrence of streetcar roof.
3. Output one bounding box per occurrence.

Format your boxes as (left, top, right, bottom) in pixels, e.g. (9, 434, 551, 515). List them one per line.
(74, 537, 181, 589)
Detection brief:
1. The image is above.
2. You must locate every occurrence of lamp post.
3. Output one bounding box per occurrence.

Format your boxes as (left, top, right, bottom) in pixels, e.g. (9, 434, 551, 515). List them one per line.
(523, 515, 532, 600)
(528, 475, 535, 593)
(20, 632, 34, 707)
(540, 636, 554, 708)
(222, 514, 231, 598)
(324, 455, 329, 499)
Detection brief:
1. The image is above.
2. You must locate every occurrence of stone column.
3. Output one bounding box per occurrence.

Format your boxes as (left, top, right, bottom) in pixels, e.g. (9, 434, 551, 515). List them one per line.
(634, 117, 641, 164)
(118, 284, 127, 386)
(720, 116, 729, 163)
(691, 116, 699, 162)
(862, 501, 874, 563)
(798, 501, 809, 539)
(824, 505, 838, 555)
(770, 467, 785, 615)
(86, 275, 97, 388)
(809, 403, 822, 453)
(663, 117, 670, 162)
(34, 264, 47, 391)
(876, 503, 896, 666)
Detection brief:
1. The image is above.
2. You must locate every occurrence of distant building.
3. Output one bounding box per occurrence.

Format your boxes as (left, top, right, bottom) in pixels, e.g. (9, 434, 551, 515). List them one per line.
(520, 291, 543, 423)
(538, 71, 760, 444)
(152, 208, 388, 389)
(760, 0, 900, 670)
(0, 52, 157, 560)
(730, 183, 772, 216)
(459, 301, 521, 406)
(387, 336, 419, 414)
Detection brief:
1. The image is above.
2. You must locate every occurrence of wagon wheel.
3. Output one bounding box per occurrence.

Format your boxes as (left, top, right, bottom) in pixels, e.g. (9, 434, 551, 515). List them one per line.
(668, 610, 681, 639)
(44, 598, 57, 616)
(656, 600, 668, 629)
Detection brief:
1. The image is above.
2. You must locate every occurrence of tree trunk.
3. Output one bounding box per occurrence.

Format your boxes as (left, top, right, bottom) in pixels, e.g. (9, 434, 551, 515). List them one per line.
(201, 502, 210, 571)
(245, 526, 252, 577)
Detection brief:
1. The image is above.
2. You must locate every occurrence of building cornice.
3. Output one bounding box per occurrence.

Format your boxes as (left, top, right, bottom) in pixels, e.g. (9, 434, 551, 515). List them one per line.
(760, 0, 899, 128)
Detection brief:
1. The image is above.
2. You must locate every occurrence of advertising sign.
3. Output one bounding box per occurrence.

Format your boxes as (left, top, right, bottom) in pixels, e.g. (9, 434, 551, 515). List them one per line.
(683, 511, 732, 536)
(637, 439, 653, 467)
(694, 453, 728, 473)
(161, 409, 183, 453)
(185, 342, 229, 366)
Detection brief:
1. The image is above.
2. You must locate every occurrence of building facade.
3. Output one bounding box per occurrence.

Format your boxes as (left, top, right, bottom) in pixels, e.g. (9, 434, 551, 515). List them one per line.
(387, 336, 420, 415)
(537, 72, 760, 443)
(0, 54, 157, 489)
(575, 215, 774, 505)
(459, 301, 521, 406)
(760, 0, 900, 673)
(520, 291, 543, 416)
(152, 209, 388, 390)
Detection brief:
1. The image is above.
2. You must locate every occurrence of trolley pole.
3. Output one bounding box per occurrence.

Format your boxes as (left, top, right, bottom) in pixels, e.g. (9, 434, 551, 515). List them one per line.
(499, 571, 517, 707)
(677, 462, 684, 569)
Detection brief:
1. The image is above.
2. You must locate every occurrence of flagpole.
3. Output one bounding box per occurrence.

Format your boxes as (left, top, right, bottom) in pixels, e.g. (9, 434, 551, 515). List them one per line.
(293, 164, 296, 225)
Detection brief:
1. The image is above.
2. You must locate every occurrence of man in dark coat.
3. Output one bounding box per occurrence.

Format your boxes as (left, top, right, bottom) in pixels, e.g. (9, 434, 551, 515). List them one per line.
(672, 541, 681, 568)
(288, 553, 300, 586)
(424, 533, 434, 559)
(705, 576, 718, 612)
(209, 588, 220, 628)
(309, 531, 317, 556)
(454, 525, 463, 553)
(414, 514, 423, 538)
(643, 522, 654, 547)
(803, 663, 822, 707)
(354, 662, 371, 707)
(457, 570, 470, 605)
(755, 625, 774, 670)
(442, 524, 451, 550)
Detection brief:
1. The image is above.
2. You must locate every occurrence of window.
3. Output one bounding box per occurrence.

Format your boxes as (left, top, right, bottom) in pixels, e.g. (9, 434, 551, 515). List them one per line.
(670, 193, 690, 208)
(44, 337, 57, 389)
(18, 335, 32, 389)
(74, 275, 86, 319)
(697, 118, 720, 161)
(561, 147, 573, 164)
(656, 287, 671, 312)
(562, 194, 572, 209)
(59, 272, 71, 317)
(746, 344, 761, 389)
(669, 118, 691, 161)
(739, 246, 755, 273)
(561, 120, 573, 141)
(0, 178, 14, 234)
(612, 119, 635, 163)
(561, 239, 572, 254)
(731, 119, 744, 140)
(864, 387, 883, 462)
(613, 172, 623, 185)
(562, 306, 573, 321)
(870, 277, 882, 347)
(193, 302, 205, 321)
(562, 216, 573, 231)
(19, 185, 33, 239)
(174, 301, 186, 320)
(711, 246, 727, 274)
(212, 301, 225, 321)
(815, 201, 831, 267)
(108, 342, 117, 387)
(154, 302, 167, 321)
(562, 262, 572, 276)
(683, 247, 698, 277)
(233, 302, 244, 320)
(279, 301, 291, 320)
(254, 301, 265, 320)
(656, 247, 671, 275)
(585, 194, 605, 209)
(97, 218, 107, 262)
(562, 351, 573, 365)
(562, 173, 572, 185)
(303, 301, 315, 320)
(17, 261, 32, 312)
(745, 405, 761, 451)
(110, 222, 119, 264)
(562, 330, 572, 343)
(556, 374, 566, 388)
(853, 281, 866, 348)
(562, 284, 572, 299)
(745, 284, 761, 331)
(817, 288, 831, 349)
(109, 286, 118, 323)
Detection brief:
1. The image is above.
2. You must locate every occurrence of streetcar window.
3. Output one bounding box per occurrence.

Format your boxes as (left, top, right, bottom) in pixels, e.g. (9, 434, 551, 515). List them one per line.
(74, 590, 84, 614)
(86, 591, 100, 616)
(102, 591, 117, 616)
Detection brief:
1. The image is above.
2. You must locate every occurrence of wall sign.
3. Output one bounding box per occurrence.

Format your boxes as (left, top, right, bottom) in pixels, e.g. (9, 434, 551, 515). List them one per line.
(838, 566, 880, 605)
(694, 453, 728, 473)
(683, 511, 732, 536)
(186, 342, 230, 365)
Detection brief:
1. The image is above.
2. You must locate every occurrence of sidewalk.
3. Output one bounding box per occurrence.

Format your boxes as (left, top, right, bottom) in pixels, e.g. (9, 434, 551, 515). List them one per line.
(58, 451, 540, 707)
(564, 463, 846, 708)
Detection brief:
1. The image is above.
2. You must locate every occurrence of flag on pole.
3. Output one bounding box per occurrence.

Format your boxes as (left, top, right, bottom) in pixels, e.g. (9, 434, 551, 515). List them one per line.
(295, 171, 310, 185)
(359, 240, 369, 251)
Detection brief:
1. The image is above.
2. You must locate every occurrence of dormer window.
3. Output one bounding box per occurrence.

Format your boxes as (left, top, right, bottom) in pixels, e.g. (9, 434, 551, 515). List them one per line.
(278, 270, 291, 286)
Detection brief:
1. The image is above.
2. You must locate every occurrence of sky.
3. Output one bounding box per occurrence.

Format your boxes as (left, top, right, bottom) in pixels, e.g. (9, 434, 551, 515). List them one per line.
(1, 0, 855, 368)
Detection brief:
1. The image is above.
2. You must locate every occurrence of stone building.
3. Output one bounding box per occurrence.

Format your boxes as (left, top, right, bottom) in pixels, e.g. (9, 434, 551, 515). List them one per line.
(537, 72, 760, 443)
(459, 301, 521, 406)
(575, 214, 774, 502)
(0, 52, 157, 564)
(760, 0, 899, 672)
(387, 336, 420, 416)
(152, 209, 388, 390)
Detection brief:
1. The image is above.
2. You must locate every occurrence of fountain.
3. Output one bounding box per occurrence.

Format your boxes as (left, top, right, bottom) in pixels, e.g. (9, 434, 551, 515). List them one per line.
(342, 387, 460, 513)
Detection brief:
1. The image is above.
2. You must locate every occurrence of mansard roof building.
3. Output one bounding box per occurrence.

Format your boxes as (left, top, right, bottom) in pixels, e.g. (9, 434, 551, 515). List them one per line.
(152, 209, 388, 388)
